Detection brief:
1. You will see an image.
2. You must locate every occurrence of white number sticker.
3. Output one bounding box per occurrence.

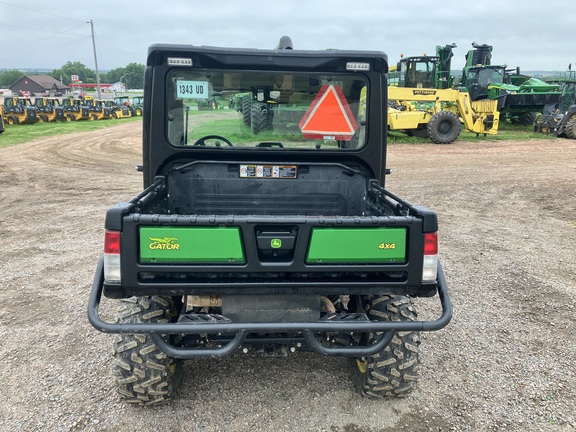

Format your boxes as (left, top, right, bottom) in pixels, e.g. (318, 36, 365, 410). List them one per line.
(177, 80, 209, 99)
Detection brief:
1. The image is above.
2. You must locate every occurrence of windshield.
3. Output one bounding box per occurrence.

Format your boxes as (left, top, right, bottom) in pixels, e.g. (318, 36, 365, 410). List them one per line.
(469, 67, 504, 87)
(166, 69, 368, 150)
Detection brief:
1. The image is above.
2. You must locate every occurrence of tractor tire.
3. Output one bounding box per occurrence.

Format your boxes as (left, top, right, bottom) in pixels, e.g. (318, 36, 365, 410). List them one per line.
(242, 95, 252, 126)
(39, 114, 49, 122)
(350, 294, 420, 398)
(66, 114, 76, 121)
(90, 114, 98, 121)
(251, 103, 271, 134)
(7, 115, 19, 125)
(135, 107, 143, 116)
(113, 296, 183, 405)
(511, 112, 538, 126)
(427, 111, 461, 144)
(564, 115, 576, 139)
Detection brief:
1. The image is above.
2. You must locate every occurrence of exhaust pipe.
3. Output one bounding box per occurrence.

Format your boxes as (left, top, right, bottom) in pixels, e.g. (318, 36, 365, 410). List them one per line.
(276, 36, 293, 50)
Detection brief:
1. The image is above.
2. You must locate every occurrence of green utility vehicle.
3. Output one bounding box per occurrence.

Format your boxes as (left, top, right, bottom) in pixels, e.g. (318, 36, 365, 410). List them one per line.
(88, 38, 452, 405)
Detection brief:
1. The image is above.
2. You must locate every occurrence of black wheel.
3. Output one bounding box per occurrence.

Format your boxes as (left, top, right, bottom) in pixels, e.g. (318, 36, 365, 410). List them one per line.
(135, 107, 143, 116)
(350, 294, 420, 398)
(241, 95, 252, 126)
(192, 134, 233, 146)
(7, 115, 18, 125)
(511, 112, 538, 126)
(427, 111, 461, 144)
(564, 115, 576, 139)
(251, 103, 271, 134)
(90, 114, 98, 121)
(66, 114, 76, 121)
(113, 296, 183, 405)
(39, 114, 49, 122)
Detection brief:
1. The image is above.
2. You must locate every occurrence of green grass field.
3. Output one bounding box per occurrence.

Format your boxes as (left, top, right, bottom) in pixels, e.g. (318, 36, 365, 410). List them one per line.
(0, 116, 142, 149)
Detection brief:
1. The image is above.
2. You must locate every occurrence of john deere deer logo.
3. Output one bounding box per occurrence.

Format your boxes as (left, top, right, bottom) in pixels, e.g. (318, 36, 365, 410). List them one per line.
(271, 238, 282, 249)
(148, 237, 180, 250)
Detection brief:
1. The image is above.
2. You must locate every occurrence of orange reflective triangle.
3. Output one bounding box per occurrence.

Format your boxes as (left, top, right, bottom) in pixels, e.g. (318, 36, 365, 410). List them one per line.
(299, 85, 358, 140)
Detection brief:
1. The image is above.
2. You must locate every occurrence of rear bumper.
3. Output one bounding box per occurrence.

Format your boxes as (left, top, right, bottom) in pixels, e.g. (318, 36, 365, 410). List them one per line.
(87, 257, 452, 358)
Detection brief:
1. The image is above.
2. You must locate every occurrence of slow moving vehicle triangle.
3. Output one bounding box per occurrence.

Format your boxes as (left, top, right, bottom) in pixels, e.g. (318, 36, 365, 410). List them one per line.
(298, 84, 358, 141)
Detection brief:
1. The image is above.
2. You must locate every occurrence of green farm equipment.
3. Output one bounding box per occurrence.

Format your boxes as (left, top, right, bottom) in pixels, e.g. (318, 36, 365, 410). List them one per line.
(534, 80, 576, 139)
(393, 44, 457, 89)
(459, 42, 561, 125)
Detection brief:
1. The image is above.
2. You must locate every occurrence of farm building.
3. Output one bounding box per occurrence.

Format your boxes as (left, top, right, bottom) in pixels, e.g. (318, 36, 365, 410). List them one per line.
(9, 75, 70, 96)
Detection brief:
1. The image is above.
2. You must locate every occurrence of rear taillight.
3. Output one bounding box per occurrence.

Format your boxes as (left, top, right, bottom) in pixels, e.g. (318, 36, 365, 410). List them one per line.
(422, 232, 438, 283)
(104, 230, 121, 283)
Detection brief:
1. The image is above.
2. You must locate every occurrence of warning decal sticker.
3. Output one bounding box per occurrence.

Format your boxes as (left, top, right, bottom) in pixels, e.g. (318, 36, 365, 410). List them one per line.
(240, 165, 298, 179)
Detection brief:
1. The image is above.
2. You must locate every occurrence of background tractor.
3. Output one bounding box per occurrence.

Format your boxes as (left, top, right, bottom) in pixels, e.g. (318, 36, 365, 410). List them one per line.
(87, 99, 114, 120)
(114, 96, 142, 116)
(34, 98, 65, 122)
(392, 44, 457, 89)
(459, 42, 561, 125)
(533, 80, 576, 139)
(2, 97, 39, 125)
(387, 86, 499, 144)
(62, 98, 91, 121)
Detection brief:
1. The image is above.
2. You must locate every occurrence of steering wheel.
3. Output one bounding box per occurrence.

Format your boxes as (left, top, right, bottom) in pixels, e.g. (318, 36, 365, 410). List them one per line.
(192, 135, 233, 147)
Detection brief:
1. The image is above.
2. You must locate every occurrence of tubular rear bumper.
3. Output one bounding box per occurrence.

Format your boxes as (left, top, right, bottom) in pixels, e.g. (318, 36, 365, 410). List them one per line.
(87, 257, 452, 358)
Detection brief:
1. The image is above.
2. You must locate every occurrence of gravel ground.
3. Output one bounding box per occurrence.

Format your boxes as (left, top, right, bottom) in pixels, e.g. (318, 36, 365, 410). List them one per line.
(0, 121, 574, 431)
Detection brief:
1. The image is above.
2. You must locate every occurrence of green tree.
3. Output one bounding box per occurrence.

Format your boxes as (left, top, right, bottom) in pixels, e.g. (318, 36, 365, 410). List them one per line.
(51, 61, 96, 85)
(124, 63, 145, 89)
(107, 63, 145, 89)
(0, 69, 25, 88)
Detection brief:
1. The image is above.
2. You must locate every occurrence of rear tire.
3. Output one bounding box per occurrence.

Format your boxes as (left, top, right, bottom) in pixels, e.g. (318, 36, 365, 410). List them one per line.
(511, 112, 538, 126)
(7, 115, 19, 125)
(113, 296, 183, 405)
(427, 111, 461, 144)
(242, 95, 252, 126)
(251, 103, 271, 134)
(350, 294, 420, 398)
(564, 115, 576, 139)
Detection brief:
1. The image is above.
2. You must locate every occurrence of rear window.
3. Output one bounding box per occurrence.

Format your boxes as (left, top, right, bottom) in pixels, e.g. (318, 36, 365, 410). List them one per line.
(166, 69, 368, 150)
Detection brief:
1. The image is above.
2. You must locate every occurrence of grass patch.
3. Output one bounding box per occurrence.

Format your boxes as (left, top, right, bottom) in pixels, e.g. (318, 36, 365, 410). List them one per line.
(0, 116, 142, 149)
(388, 120, 557, 145)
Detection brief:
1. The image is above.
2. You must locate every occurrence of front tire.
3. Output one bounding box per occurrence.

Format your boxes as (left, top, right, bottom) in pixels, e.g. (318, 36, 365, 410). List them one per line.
(113, 296, 183, 405)
(427, 111, 461, 144)
(350, 294, 420, 398)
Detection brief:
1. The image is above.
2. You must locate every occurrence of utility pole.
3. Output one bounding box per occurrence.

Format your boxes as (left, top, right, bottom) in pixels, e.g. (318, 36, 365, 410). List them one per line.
(88, 20, 102, 99)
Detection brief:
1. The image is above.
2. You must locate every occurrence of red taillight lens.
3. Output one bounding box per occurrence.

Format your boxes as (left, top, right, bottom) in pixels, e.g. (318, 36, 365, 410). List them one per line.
(424, 232, 438, 255)
(104, 230, 120, 254)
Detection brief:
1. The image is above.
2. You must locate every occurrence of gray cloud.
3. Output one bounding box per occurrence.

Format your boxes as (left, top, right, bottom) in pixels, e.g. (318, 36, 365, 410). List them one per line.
(0, 0, 573, 72)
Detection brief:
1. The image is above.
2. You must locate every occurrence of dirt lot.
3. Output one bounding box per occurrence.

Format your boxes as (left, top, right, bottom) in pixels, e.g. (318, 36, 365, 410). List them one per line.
(0, 121, 574, 431)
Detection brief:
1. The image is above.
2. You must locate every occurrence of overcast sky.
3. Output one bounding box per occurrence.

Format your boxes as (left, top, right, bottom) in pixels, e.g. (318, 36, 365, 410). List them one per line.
(1, 0, 574, 73)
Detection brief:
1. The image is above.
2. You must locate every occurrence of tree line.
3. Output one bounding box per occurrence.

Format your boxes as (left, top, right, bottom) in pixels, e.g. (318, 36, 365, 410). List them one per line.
(0, 61, 145, 89)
